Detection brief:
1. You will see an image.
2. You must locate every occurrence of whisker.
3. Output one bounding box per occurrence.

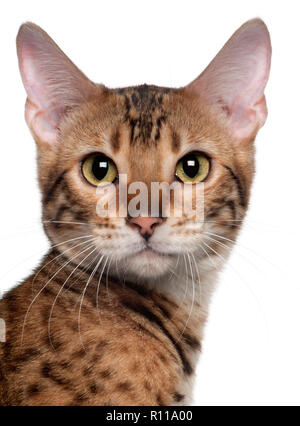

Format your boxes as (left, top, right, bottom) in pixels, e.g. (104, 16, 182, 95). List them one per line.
(174, 254, 189, 314)
(0, 234, 94, 289)
(43, 220, 92, 227)
(31, 236, 95, 290)
(21, 240, 96, 345)
(78, 253, 104, 350)
(114, 256, 120, 280)
(201, 240, 267, 319)
(48, 244, 98, 349)
(96, 256, 109, 321)
(203, 230, 278, 269)
(167, 262, 181, 281)
(201, 240, 226, 264)
(203, 235, 232, 250)
(105, 257, 113, 299)
(204, 234, 264, 275)
(199, 243, 218, 267)
(175, 253, 195, 345)
(191, 252, 202, 303)
(64, 250, 100, 292)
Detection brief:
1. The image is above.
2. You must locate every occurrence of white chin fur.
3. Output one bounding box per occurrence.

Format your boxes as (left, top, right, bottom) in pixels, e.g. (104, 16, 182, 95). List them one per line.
(117, 250, 175, 280)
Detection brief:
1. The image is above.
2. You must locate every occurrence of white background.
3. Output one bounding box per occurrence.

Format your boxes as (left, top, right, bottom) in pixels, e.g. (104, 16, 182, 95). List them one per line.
(1, 0, 299, 406)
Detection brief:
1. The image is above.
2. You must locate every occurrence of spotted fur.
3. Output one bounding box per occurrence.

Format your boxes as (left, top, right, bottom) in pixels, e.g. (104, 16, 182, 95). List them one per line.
(0, 20, 271, 405)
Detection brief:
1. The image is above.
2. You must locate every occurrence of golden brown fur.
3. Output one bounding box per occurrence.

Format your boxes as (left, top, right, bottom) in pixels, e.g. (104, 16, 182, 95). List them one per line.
(0, 19, 271, 406)
(0, 252, 205, 406)
(0, 84, 250, 406)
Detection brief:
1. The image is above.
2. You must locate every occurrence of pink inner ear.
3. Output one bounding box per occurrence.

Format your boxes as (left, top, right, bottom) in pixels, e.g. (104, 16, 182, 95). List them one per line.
(22, 51, 64, 144)
(186, 19, 271, 141)
(17, 22, 97, 145)
(25, 99, 60, 145)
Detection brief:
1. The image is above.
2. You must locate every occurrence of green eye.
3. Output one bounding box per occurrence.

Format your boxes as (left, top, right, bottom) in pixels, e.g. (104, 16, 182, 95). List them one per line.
(82, 154, 117, 187)
(175, 152, 210, 184)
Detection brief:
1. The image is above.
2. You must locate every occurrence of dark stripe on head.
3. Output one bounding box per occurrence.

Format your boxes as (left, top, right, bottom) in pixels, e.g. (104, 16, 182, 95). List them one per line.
(224, 166, 246, 207)
(120, 85, 170, 146)
(54, 205, 70, 228)
(44, 170, 67, 205)
(154, 115, 166, 142)
(226, 200, 237, 227)
(111, 128, 120, 152)
(207, 200, 238, 229)
(172, 131, 180, 153)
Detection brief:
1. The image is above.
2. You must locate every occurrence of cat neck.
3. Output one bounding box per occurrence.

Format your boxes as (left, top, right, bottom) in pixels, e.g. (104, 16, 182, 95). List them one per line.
(47, 247, 225, 322)
(110, 253, 226, 313)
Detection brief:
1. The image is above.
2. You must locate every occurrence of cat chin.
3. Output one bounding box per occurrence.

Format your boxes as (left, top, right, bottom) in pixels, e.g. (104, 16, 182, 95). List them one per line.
(116, 249, 175, 280)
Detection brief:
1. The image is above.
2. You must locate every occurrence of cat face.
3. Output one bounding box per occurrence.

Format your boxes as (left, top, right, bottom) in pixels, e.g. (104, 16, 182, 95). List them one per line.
(16, 20, 271, 282)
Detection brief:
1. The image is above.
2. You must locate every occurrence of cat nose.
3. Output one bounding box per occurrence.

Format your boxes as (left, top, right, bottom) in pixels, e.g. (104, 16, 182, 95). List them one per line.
(128, 217, 163, 240)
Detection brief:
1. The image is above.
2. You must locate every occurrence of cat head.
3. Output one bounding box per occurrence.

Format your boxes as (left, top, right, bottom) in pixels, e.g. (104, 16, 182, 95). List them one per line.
(16, 20, 271, 282)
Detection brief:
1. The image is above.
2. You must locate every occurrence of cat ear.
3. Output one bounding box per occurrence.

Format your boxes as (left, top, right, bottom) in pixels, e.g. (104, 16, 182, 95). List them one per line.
(16, 22, 98, 145)
(185, 19, 271, 142)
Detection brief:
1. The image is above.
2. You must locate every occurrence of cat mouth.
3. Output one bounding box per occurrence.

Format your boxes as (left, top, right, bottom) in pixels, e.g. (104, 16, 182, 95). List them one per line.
(136, 246, 171, 258)
(137, 247, 160, 257)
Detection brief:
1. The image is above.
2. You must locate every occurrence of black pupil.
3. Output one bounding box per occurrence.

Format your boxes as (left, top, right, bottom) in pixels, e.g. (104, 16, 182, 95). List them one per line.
(182, 155, 199, 178)
(92, 155, 109, 181)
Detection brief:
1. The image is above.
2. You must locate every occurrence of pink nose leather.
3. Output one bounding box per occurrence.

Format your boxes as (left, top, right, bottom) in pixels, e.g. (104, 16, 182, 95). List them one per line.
(129, 217, 163, 238)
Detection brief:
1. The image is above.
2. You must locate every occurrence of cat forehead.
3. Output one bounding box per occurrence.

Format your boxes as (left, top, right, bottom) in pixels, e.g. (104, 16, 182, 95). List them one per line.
(111, 84, 177, 149)
(112, 84, 173, 109)
(61, 84, 186, 151)
(59, 83, 231, 166)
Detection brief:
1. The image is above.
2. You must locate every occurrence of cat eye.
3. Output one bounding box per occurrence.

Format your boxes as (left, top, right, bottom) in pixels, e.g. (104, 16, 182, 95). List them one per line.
(175, 152, 210, 184)
(81, 154, 118, 187)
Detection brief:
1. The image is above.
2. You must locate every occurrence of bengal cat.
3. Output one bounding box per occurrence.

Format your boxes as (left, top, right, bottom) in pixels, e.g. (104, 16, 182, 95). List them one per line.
(0, 19, 271, 405)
